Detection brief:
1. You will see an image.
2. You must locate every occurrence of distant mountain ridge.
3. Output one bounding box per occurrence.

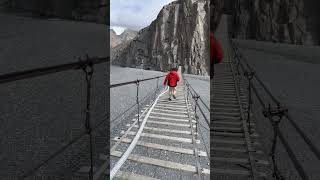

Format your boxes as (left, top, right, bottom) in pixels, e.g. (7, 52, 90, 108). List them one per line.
(110, 28, 137, 62)
(110, 28, 137, 48)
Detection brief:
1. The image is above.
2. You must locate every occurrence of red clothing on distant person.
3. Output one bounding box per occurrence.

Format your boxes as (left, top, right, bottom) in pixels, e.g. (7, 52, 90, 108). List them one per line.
(163, 70, 180, 87)
(210, 32, 223, 64)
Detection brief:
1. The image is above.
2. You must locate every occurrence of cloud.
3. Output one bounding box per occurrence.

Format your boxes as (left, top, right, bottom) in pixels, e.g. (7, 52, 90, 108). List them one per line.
(111, 0, 176, 31)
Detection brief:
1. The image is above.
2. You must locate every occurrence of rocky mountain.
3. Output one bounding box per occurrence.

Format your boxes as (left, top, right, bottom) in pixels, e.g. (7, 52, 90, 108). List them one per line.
(110, 29, 137, 61)
(230, 0, 320, 45)
(110, 29, 120, 48)
(118, 29, 138, 43)
(112, 0, 210, 76)
(110, 29, 137, 48)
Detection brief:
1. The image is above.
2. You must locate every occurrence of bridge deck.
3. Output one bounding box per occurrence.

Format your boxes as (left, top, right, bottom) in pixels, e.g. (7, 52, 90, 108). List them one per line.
(211, 60, 272, 180)
(210, 14, 273, 180)
(108, 80, 210, 179)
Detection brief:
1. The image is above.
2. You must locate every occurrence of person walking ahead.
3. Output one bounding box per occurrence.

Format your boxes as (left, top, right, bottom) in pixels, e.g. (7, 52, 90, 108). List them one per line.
(163, 67, 180, 101)
(210, 32, 224, 79)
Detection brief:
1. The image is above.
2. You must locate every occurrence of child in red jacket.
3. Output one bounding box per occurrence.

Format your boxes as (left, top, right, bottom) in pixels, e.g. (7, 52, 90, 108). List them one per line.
(163, 67, 180, 100)
(210, 32, 223, 79)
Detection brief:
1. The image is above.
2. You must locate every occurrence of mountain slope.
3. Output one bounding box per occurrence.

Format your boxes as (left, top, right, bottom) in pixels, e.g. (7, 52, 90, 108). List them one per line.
(110, 29, 120, 48)
(118, 29, 138, 43)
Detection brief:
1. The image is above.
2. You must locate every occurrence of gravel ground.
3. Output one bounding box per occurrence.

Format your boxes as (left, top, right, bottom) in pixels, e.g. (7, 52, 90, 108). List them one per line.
(0, 13, 107, 179)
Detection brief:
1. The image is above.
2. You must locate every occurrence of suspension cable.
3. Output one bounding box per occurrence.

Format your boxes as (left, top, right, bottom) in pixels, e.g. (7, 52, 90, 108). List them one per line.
(110, 80, 164, 126)
(230, 37, 320, 161)
(183, 74, 210, 161)
(110, 75, 165, 88)
(228, 31, 317, 179)
(82, 62, 94, 180)
(19, 57, 104, 179)
(184, 77, 210, 111)
(183, 77, 210, 126)
(0, 56, 108, 84)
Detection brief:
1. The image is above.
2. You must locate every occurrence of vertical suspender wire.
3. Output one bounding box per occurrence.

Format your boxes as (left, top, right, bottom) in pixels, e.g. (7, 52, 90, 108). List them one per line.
(136, 80, 140, 128)
(155, 77, 159, 99)
(82, 63, 94, 180)
(193, 95, 200, 139)
(157, 77, 159, 90)
(244, 72, 254, 134)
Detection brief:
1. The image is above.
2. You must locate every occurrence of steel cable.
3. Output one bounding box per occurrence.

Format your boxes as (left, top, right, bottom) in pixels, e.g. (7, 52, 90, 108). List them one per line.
(228, 28, 315, 179)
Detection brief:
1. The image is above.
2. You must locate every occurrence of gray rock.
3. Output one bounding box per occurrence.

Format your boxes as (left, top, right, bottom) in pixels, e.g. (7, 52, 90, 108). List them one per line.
(110, 29, 119, 48)
(118, 29, 138, 44)
(110, 29, 137, 48)
(112, 0, 210, 76)
(231, 0, 320, 45)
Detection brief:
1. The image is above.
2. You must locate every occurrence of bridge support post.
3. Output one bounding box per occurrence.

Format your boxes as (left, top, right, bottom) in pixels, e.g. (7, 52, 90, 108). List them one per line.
(263, 105, 288, 180)
(81, 56, 94, 180)
(155, 77, 159, 99)
(136, 80, 140, 128)
(193, 95, 200, 139)
(244, 71, 254, 134)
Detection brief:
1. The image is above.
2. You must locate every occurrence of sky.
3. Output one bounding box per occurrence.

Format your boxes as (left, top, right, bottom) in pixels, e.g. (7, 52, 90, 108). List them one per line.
(110, 0, 176, 35)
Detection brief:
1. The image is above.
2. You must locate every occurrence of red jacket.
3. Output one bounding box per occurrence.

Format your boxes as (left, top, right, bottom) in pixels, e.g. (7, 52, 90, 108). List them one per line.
(210, 32, 223, 64)
(163, 71, 180, 87)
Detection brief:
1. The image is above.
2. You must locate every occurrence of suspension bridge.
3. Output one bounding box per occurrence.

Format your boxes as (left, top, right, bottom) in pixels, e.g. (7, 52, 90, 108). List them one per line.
(107, 67, 210, 180)
(104, 14, 320, 180)
(0, 11, 319, 180)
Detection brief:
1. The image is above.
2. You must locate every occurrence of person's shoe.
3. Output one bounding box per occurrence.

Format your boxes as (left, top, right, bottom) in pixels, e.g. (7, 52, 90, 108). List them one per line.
(173, 95, 176, 99)
(168, 98, 172, 101)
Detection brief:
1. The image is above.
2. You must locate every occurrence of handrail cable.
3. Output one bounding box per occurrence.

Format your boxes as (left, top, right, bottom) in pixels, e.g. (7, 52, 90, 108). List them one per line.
(182, 74, 210, 159)
(110, 84, 162, 125)
(183, 78, 210, 126)
(228, 33, 313, 179)
(0, 56, 108, 84)
(95, 76, 163, 180)
(183, 77, 210, 111)
(230, 38, 320, 161)
(19, 56, 108, 179)
(110, 75, 165, 88)
(19, 61, 164, 178)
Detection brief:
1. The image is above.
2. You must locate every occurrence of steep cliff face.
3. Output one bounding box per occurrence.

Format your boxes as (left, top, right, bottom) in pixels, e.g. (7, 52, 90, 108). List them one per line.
(3, 0, 108, 23)
(112, 0, 209, 75)
(231, 0, 319, 45)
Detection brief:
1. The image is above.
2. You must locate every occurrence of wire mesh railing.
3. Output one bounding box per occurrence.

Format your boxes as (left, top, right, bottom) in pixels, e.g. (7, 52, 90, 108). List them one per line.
(109, 75, 167, 179)
(182, 74, 210, 159)
(227, 24, 320, 179)
(110, 75, 165, 128)
(0, 56, 108, 179)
